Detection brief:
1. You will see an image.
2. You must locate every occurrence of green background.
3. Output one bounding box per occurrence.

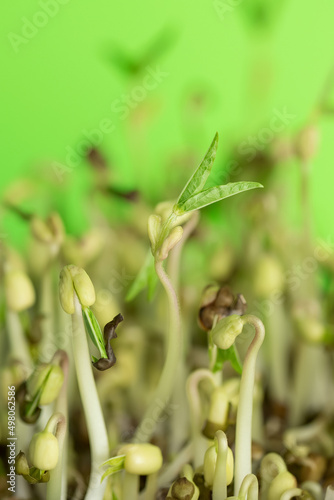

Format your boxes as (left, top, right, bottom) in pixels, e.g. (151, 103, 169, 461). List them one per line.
(1, 0, 334, 244)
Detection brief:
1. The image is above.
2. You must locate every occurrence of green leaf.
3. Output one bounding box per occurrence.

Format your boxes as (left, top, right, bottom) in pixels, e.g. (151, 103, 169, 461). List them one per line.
(82, 307, 108, 359)
(125, 250, 158, 302)
(213, 345, 243, 375)
(178, 181, 263, 213)
(25, 367, 52, 417)
(176, 132, 219, 208)
(101, 455, 126, 482)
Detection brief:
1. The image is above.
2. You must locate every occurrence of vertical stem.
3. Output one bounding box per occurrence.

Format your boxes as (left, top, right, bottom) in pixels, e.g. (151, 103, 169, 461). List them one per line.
(123, 472, 139, 500)
(167, 213, 199, 455)
(234, 315, 265, 496)
(144, 472, 158, 500)
(157, 443, 193, 488)
(266, 303, 289, 404)
(6, 309, 33, 370)
(72, 295, 109, 500)
(212, 431, 228, 500)
(134, 260, 181, 443)
(39, 269, 56, 362)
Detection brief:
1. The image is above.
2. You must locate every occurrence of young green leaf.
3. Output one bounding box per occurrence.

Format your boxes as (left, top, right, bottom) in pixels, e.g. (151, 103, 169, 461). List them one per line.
(125, 250, 158, 302)
(101, 455, 126, 482)
(213, 345, 242, 375)
(177, 181, 263, 213)
(176, 132, 219, 208)
(24, 367, 52, 418)
(82, 307, 108, 359)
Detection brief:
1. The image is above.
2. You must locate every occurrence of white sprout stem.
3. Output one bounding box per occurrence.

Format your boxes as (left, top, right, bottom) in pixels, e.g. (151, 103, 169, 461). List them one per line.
(157, 442, 193, 488)
(238, 474, 259, 500)
(168, 212, 199, 290)
(134, 260, 181, 443)
(284, 417, 325, 449)
(212, 431, 228, 500)
(6, 308, 33, 370)
(186, 369, 218, 468)
(234, 315, 265, 496)
(72, 295, 109, 500)
(39, 268, 56, 362)
(267, 303, 289, 404)
(259, 453, 287, 500)
(290, 343, 329, 426)
(325, 486, 334, 500)
(144, 472, 158, 500)
(123, 472, 139, 500)
(167, 213, 200, 455)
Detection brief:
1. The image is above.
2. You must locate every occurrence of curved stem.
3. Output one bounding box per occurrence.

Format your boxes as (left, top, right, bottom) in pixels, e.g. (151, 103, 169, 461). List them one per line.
(72, 295, 109, 500)
(186, 369, 217, 467)
(212, 431, 228, 500)
(134, 260, 181, 443)
(234, 315, 265, 496)
(300, 481, 323, 500)
(280, 488, 303, 500)
(168, 212, 199, 289)
(239, 474, 259, 500)
(260, 453, 286, 500)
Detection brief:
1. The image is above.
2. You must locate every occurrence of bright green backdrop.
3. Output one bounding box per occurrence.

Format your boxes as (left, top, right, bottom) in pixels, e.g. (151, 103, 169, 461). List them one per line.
(1, 0, 334, 243)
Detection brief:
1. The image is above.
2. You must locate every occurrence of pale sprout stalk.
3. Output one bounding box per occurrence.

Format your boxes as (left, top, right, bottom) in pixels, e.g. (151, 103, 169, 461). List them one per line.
(167, 212, 199, 455)
(134, 259, 181, 443)
(325, 486, 334, 500)
(72, 295, 109, 500)
(211, 314, 265, 496)
(280, 489, 304, 500)
(259, 453, 287, 500)
(123, 472, 139, 500)
(238, 474, 259, 500)
(212, 431, 228, 500)
(186, 369, 217, 468)
(233, 315, 265, 495)
(157, 443, 193, 488)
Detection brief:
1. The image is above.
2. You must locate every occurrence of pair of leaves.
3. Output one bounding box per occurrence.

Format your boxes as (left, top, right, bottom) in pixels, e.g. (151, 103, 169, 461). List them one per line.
(212, 345, 243, 375)
(175, 133, 262, 214)
(126, 133, 262, 301)
(18, 369, 52, 423)
(125, 250, 157, 302)
(82, 307, 108, 361)
(101, 455, 126, 483)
